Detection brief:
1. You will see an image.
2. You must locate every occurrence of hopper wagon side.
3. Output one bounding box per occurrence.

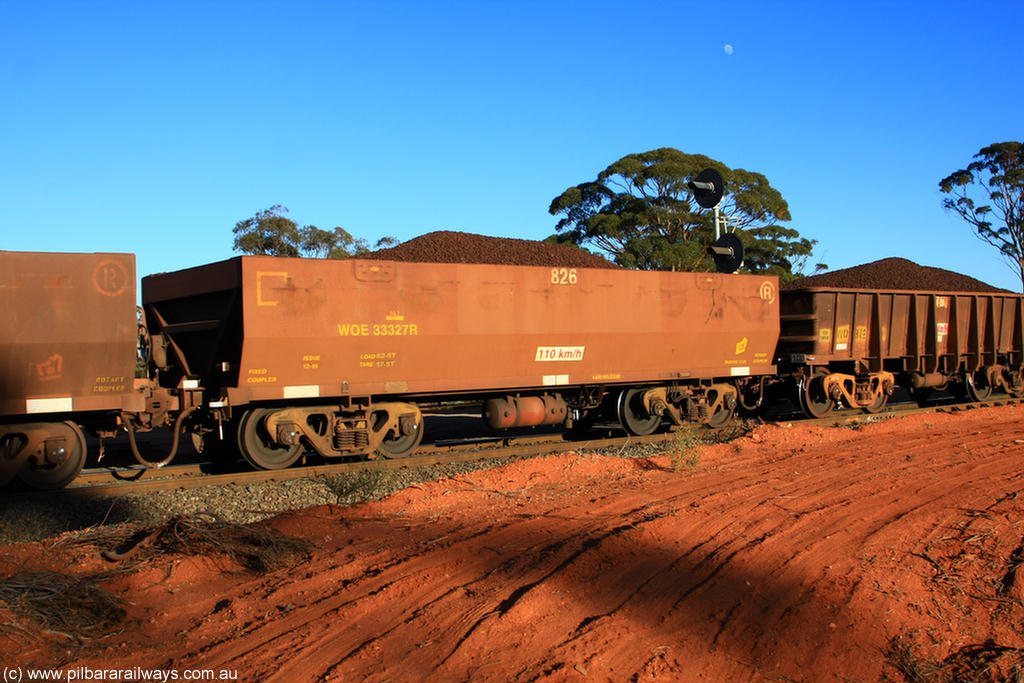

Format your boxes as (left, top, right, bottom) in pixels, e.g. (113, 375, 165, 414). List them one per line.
(142, 256, 781, 468)
(777, 286, 1024, 417)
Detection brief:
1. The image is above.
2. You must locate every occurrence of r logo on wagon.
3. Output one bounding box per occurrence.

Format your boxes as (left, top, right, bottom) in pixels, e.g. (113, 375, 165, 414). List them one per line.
(92, 259, 129, 297)
(535, 346, 585, 362)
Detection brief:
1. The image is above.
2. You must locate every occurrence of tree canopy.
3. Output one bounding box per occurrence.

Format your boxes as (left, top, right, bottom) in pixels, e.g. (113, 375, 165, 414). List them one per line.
(548, 148, 822, 279)
(232, 205, 397, 258)
(939, 141, 1024, 291)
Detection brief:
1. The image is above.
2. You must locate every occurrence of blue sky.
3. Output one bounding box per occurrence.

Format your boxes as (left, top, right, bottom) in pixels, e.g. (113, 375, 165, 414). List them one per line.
(2, 1, 1022, 290)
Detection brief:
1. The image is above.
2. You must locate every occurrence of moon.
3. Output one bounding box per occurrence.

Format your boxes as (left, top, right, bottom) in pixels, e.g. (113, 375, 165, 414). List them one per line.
(724, 44, 734, 55)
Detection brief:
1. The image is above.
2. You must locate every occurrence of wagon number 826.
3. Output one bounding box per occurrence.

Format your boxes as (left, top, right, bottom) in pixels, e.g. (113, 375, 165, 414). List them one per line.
(551, 267, 578, 285)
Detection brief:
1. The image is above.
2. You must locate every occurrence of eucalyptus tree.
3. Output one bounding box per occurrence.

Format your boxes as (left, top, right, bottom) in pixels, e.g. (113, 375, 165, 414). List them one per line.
(548, 148, 822, 280)
(939, 142, 1024, 290)
(233, 205, 396, 258)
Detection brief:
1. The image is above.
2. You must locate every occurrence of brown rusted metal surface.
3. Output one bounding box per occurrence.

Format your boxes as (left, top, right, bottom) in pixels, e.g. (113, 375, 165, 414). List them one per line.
(0, 251, 142, 417)
(778, 287, 1024, 376)
(143, 257, 781, 408)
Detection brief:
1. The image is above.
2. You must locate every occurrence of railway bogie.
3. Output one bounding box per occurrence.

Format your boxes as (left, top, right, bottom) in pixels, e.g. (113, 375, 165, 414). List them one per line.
(232, 400, 425, 466)
(0, 420, 87, 490)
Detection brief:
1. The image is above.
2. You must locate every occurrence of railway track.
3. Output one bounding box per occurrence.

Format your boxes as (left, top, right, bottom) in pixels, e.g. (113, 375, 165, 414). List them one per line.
(34, 428, 675, 498)
(8, 395, 1019, 501)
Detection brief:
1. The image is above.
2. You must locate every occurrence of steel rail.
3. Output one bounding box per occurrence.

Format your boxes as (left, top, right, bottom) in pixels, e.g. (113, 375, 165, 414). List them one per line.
(7, 396, 1022, 501)
(15, 430, 672, 498)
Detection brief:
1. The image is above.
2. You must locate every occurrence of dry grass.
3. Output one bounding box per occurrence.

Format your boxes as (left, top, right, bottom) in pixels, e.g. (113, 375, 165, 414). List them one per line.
(74, 513, 315, 573)
(323, 464, 393, 503)
(0, 570, 124, 641)
(668, 425, 701, 472)
(885, 636, 1024, 683)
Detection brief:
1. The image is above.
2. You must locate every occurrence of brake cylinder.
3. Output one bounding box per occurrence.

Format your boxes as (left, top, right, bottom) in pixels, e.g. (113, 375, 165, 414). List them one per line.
(909, 372, 947, 389)
(483, 394, 568, 429)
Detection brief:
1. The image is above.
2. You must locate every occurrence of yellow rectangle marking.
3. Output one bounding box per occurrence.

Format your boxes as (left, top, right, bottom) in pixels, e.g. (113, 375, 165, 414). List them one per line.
(256, 271, 288, 306)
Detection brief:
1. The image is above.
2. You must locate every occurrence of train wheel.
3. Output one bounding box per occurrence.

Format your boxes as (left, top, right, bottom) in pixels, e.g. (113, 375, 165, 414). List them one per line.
(705, 401, 736, 429)
(799, 370, 834, 419)
(237, 408, 302, 470)
(863, 392, 889, 414)
(964, 370, 993, 402)
(1003, 369, 1024, 398)
(617, 388, 661, 436)
(17, 421, 87, 490)
(375, 412, 424, 458)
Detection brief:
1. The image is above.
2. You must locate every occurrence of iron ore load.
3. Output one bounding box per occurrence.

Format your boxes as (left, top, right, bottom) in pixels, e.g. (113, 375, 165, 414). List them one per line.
(1, 234, 1022, 490)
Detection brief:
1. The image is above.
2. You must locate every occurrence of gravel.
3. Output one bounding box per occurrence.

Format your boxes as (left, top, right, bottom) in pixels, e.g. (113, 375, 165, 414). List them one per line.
(0, 423, 752, 546)
(0, 458, 517, 546)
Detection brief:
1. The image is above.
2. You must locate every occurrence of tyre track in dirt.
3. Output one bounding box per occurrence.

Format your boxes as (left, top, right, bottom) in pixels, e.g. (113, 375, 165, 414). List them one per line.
(183, 501, 687, 681)
(9, 406, 1024, 682)
(195, 416, 1018, 679)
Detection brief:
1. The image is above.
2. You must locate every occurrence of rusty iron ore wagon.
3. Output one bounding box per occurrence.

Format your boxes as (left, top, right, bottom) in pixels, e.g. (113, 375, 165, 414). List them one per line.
(141, 256, 781, 469)
(0, 252, 189, 488)
(776, 286, 1024, 417)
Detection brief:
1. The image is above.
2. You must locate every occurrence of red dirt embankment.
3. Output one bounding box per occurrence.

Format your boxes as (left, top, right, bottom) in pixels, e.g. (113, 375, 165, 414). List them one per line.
(4, 406, 1024, 682)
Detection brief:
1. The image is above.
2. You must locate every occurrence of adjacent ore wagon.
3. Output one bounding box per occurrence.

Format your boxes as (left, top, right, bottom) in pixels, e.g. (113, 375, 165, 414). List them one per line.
(142, 256, 781, 468)
(776, 285, 1024, 417)
(0, 252, 142, 488)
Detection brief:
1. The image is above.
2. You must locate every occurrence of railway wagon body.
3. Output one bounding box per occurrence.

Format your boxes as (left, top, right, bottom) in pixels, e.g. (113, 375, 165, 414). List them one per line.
(0, 251, 142, 488)
(143, 256, 780, 468)
(777, 286, 1024, 416)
